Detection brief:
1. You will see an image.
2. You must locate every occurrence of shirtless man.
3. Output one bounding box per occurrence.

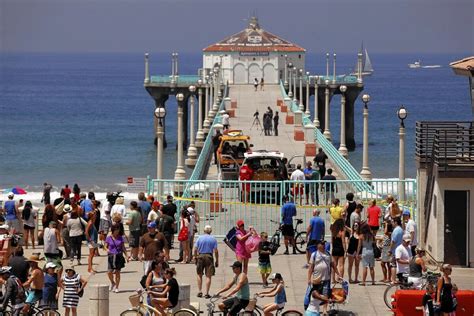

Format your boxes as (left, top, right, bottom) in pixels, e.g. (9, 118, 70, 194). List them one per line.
(23, 254, 45, 313)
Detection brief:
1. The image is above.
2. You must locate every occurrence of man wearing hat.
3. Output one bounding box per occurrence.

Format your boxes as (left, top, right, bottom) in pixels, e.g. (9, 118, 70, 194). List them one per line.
(395, 234, 413, 283)
(4, 192, 21, 234)
(148, 201, 161, 224)
(0, 266, 26, 314)
(139, 221, 168, 274)
(402, 210, 418, 255)
(216, 261, 250, 316)
(23, 254, 44, 314)
(193, 225, 218, 299)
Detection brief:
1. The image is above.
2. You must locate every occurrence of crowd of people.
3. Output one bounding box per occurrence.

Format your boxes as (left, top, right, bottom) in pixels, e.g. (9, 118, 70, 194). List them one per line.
(0, 183, 462, 316)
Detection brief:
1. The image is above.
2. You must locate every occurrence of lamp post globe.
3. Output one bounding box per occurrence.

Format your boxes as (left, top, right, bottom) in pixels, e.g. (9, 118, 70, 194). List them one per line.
(362, 94, 370, 105)
(154, 107, 166, 120)
(189, 85, 196, 93)
(197, 79, 203, 86)
(340, 85, 347, 93)
(397, 105, 408, 125)
(176, 93, 184, 102)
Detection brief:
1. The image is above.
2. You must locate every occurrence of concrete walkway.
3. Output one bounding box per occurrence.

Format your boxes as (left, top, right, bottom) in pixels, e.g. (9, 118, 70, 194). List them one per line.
(23, 242, 474, 315)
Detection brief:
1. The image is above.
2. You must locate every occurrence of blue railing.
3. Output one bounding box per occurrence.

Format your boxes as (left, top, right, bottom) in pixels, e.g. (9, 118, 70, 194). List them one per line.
(150, 75, 202, 85)
(279, 81, 373, 194)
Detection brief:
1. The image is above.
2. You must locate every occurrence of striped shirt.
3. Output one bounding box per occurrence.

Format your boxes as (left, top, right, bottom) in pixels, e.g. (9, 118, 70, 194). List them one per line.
(62, 273, 81, 308)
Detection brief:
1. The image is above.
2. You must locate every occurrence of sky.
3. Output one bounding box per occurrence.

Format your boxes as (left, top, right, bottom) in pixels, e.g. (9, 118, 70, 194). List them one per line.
(1, 0, 473, 54)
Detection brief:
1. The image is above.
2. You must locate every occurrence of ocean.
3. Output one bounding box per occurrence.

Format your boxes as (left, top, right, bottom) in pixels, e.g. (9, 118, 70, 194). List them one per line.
(0, 52, 471, 193)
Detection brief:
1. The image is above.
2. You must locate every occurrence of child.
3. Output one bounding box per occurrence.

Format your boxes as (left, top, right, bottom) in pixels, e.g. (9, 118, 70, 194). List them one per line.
(420, 283, 436, 316)
(151, 268, 180, 316)
(258, 232, 272, 287)
(256, 273, 287, 316)
(379, 221, 392, 283)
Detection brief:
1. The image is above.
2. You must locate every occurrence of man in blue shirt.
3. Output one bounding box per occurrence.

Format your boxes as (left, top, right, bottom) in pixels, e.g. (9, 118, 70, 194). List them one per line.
(305, 209, 325, 267)
(390, 216, 403, 283)
(80, 192, 95, 219)
(193, 225, 219, 299)
(4, 193, 20, 233)
(280, 196, 297, 255)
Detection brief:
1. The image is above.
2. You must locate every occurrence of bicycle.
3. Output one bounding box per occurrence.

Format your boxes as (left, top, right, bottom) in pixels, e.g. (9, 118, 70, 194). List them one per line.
(269, 219, 307, 255)
(121, 289, 197, 316)
(2, 300, 60, 316)
(242, 294, 303, 316)
(383, 271, 441, 309)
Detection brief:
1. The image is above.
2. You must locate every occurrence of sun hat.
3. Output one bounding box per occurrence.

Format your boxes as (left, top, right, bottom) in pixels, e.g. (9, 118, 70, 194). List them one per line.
(26, 254, 42, 263)
(236, 220, 245, 227)
(230, 261, 242, 269)
(45, 262, 57, 269)
(147, 221, 157, 229)
(403, 234, 412, 242)
(7, 192, 14, 198)
(269, 273, 283, 280)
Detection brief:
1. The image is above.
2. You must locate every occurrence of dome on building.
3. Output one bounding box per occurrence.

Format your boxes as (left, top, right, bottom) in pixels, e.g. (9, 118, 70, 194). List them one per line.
(203, 17, 305, 53)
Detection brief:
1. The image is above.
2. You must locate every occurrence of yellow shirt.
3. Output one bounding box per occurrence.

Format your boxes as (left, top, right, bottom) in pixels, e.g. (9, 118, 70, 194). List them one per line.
(329, 206, 344, 224)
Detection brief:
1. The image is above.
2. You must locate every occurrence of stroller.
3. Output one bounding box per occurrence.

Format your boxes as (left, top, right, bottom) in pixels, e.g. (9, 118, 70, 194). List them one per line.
(327, 280, 352, 315)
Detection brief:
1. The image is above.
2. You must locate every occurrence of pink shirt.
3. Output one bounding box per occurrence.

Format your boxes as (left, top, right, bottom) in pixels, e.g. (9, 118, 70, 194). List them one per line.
(367, 206, 381, 227)
(235, 229, 251, 259)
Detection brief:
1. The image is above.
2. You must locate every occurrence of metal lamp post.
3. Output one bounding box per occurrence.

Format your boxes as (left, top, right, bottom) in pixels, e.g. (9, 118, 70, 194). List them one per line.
(284, 55, 289, 88)
(154, 106, 166, 195)
(144, 53, 150, 84)
(332, 53, 337, 84)
(314, 76, 320, 127)
(338, 85, 348, 157)
(323, 79, 332, 141)
(174, 93, 186, 180)
(398, 105, 408, 201)
(196, 80, 205, 146)
(211, 66, 219, 115)
(203, 75, 211, 133)
(292, 68, 297, 100)
(288, 63, 293, 95)
(360, 94, 372, 180)
(186, 85, 198, 166)
(299, 69, 304, 111)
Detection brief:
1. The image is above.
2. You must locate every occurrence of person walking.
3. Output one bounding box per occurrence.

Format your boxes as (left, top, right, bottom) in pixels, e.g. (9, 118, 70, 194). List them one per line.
(303, 161, 315, 205)
(85, 211, 99, 273)
(179, 209, 191, 264)
(367, 199, 382, 236)
(216, 261, 250, 316)
(187, 203, 200, 256)
(281, 196, 297, 255)
(322, 169, 337, 206)
(66, 210, 86, 266)
(257, 232, 272, 287)
(357, 222, 376, 286)
(156, 210, 174, 260)
(379, 221, 393, 283)
(313, 148, 328, 178)
(193, 225, 218, 299)
(60, 204, 72, 259)
(290, 164, 305, 204)
(305, 209, 325, 268)
(254, 78, 259, 91)
(330, 219, 347, 283)
(395, 234, 412, 283)
(390, 217, 404, 283)
(235, 220, 253, 274)
(126, 201, 142, 261)
(8, 247, 29, 283)
(20, 201, 37, 249)
(260, 78, 264, 91)
(137, 192, 151, 233)
(212, 129, 222, 165)
(329, 198, 344, 226)
(40, 262, 59, 312)
(343, 193, 357, 235)
(105, 225, 128, 293)
(273, 111, 279, 136)
(59, 266, 87, 316)
(222, 111, 230, 130)
(403, 210, 418, 255)
(436, 264, 456, 315)
(139, 221, 168, 276)
(346, 222, 361, 284)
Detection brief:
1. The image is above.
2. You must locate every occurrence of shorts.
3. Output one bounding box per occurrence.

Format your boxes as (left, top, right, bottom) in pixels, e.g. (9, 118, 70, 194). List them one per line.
(281, 224, 294, 237)
(312, 280, 330, 297)
(23, 224, 35, 231)
(40, 298, 58, 310)
(26, 289, 43, 305)
(108, 253, 125, 272)
(369, 225, 379, 232)
(390, 255, 397, 268)
(258, 261, 272, 274)
(87, 241, 99, 249)
(129, 230, 141, 248)
(164, 233, 173, 250)
(196, 254, 215, 277)
(307, 240, 319, 254)
(305, 310, 321, 316)
(99, 218, 111, 234)
(222, 297, 249, 316)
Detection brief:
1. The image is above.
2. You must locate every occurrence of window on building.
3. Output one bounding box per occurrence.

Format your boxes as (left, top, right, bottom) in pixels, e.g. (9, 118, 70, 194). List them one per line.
(433, 194, 437, 218)
(298, 54, 301, 59)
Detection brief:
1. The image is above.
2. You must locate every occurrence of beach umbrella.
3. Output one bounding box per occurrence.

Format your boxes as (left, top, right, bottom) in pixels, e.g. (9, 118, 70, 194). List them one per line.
(4, 187, 28, 195)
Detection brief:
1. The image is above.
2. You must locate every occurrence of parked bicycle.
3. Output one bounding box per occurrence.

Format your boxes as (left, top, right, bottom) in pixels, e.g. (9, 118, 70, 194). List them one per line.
(383, 271, 441, 309)
(269, 218, 306, 255)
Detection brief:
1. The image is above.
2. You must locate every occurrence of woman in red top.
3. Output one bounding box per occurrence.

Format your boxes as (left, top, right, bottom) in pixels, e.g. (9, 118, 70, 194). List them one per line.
(366, 199, 381, 235)
(239, 163, 254, 203)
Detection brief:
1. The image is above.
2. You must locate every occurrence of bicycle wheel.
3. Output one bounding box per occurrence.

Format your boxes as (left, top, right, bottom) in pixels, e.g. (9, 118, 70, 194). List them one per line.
(174, 308, 197, 316)
(241, 309, 263, 316)
(36, 309, 61, 316)
(270, 234, 280, 255)
(281, 310, 303, 316)
(294, 232, 307, 254)
(383, 283, 403, 309)
(120, 308, 145, 316)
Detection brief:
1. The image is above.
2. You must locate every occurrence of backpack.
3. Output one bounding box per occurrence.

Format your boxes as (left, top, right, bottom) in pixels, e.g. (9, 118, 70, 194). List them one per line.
(391, 202, 401, 218)
(22, 207, 31, 221)
(12, 276, 26, 302)
(223, 227, 237, 252)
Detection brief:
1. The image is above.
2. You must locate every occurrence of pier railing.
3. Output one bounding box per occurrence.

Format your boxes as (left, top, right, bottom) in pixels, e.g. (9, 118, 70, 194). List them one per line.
(279, 81, 374, 194)
(147, 178, 416, 237)
(150, 75, 202, 85)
